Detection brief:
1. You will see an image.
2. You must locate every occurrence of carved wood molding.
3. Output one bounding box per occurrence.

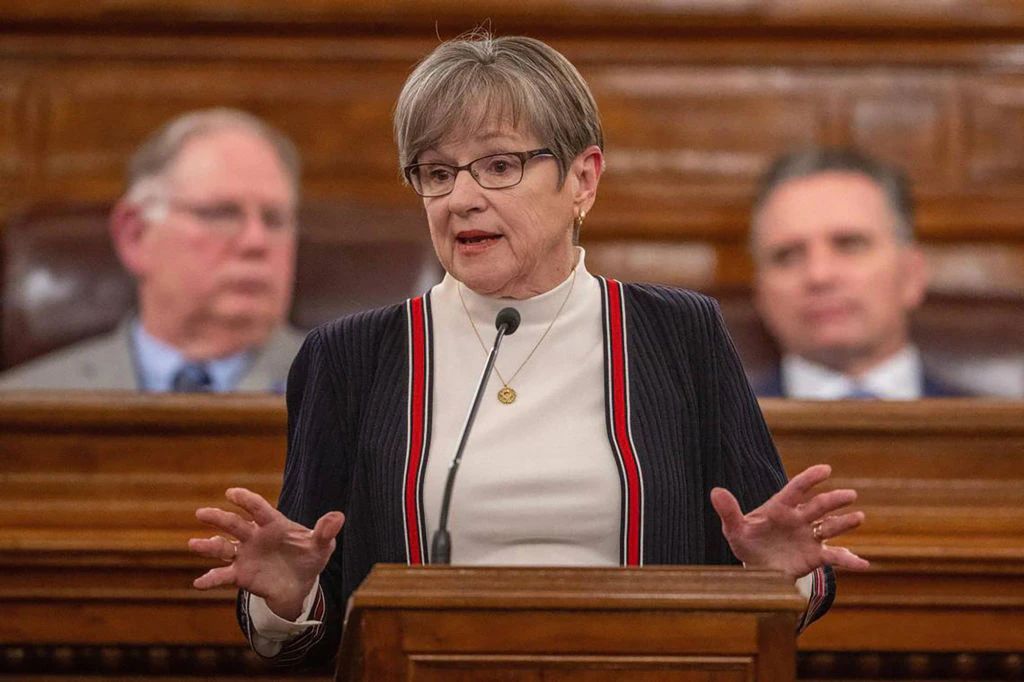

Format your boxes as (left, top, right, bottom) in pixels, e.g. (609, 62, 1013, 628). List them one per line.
(0, 643, 327, 678)
(0, 645, 1021, 680)
(0, 391, 285, 431)
(7, 4, 1024, 250)
(800, 651, 1024, 681)
(762, 398, 1024, 432)
(4, 1, 1024, 35)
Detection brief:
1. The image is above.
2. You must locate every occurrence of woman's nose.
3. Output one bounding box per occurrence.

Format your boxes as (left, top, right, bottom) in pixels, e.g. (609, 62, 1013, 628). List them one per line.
(444, 169, 486, 213)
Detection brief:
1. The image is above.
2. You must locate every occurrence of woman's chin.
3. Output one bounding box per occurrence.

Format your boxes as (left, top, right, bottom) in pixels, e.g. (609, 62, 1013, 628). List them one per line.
(458, 272, 510, 297)
(451, 252, 511, 293)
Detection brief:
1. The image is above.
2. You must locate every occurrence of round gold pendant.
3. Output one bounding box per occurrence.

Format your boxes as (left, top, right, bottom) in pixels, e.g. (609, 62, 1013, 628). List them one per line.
(497, 385, 517, 404)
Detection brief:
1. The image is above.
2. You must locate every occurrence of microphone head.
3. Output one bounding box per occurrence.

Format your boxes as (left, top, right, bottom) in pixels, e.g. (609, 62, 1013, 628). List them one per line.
(495, 307, 521, 335)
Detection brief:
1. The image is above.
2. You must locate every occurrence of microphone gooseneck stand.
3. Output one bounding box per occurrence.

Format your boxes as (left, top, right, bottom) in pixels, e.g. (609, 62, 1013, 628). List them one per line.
(430, 307, 521, 564)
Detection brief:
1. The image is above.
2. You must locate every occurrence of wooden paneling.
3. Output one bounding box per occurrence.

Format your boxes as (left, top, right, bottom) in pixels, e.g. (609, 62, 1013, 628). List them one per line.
(4, 1, 1024, 255)
(845, 85, 954, 192)
(35, 62, 414, 204)
(963, 78, 1024, 190)
(596, 67, 828, 180)
(764, 400, 1024, 652)
(0, 78, 27, 180)
(6, 0, 1024, 32)
(1, 393, 1023, 675)
(0, 393, 285, 533)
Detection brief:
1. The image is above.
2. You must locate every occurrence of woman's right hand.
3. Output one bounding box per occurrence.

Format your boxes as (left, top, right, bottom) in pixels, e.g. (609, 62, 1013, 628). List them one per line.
(189, 487, 345, 621)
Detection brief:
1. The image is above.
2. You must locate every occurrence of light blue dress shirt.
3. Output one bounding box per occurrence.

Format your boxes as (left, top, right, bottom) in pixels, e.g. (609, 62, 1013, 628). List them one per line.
(132, 320, 252, 392)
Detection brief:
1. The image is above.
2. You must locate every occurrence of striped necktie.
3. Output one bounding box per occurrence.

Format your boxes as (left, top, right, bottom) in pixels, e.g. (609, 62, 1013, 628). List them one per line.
(172, 362, 213, 392)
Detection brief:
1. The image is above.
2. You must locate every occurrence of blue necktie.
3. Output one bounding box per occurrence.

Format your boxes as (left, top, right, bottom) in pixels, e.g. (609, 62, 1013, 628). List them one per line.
(172, 362, 213, 392)
(844, 385, 878, 400)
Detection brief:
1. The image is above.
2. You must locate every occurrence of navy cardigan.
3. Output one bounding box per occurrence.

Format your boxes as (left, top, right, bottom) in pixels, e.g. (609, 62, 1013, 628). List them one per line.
(239, 279, 835, 668)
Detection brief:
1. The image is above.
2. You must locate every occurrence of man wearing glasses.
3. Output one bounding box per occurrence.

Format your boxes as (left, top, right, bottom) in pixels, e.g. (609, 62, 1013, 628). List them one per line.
(0, 108, 305, 392)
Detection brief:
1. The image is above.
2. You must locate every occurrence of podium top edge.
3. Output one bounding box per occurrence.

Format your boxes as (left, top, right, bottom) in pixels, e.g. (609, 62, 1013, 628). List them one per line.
(349, 564, 807, 612)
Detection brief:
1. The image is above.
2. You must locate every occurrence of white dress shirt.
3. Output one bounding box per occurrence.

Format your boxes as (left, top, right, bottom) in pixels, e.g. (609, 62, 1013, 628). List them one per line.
(781, 345, 924, 400)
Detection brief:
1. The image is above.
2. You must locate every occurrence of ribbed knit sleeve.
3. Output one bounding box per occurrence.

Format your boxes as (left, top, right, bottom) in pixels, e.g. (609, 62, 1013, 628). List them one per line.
(708, 297, 789, 531)
(237, 303, 411, 671)
(704, 298, 836, 629)
(621, 283, 835, 627)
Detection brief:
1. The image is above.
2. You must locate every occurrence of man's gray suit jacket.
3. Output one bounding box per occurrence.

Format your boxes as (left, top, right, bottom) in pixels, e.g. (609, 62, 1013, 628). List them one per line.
(0, 318, 307, 392)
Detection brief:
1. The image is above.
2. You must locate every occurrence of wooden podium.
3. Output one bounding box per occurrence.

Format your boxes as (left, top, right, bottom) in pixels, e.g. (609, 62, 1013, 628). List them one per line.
(335, 564, 805, 682)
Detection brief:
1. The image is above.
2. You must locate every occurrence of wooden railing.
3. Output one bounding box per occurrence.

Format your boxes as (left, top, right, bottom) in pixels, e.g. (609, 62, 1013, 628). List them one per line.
(1, 394, 1023, 679)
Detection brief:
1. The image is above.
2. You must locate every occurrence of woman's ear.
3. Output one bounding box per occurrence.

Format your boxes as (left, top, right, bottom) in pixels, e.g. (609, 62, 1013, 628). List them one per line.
(109, 198, 151, 278)
(571, 145, 604, 215)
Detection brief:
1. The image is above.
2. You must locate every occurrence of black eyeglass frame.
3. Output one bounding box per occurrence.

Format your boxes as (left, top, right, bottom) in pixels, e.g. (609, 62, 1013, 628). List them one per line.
(403, 148, 555, 197)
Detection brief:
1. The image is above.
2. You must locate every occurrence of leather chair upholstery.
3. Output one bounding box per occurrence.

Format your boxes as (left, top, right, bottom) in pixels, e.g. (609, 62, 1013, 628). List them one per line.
(2, 205, 134, 370)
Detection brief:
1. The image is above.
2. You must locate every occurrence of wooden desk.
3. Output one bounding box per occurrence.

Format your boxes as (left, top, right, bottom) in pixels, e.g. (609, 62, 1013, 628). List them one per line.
(0, 393, 288, 679)
(1, 394, 1022, 680)
(764, 399, 1024, 680)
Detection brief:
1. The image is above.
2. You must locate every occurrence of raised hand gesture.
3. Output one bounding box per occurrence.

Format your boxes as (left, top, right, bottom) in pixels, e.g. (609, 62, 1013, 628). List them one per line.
(710, 464, 869, 579)
(189, 487, 344, 620)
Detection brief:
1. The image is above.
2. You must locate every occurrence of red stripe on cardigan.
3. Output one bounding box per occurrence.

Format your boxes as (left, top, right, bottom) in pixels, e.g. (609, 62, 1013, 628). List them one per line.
(605, 279, 643, 566)
(404, 297, 428, 564)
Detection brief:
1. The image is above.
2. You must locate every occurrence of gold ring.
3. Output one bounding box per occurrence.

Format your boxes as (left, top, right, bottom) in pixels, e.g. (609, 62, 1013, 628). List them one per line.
(811, 520, 825, 543)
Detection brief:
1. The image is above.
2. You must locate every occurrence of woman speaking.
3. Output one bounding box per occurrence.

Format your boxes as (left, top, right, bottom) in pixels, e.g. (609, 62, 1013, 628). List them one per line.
(189, 32, 868, 667)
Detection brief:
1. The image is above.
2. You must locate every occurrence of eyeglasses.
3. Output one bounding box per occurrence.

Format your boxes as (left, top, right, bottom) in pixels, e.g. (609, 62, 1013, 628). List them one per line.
(165, 199, 297, 236)
(403, 148, 555, 198)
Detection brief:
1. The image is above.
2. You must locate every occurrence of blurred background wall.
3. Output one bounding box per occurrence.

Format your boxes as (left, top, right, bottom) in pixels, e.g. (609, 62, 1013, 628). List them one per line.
(1, 0, 1022, 389)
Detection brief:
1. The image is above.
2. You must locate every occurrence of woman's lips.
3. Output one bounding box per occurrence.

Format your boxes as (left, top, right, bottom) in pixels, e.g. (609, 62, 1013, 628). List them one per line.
(456, 231, 503, 253)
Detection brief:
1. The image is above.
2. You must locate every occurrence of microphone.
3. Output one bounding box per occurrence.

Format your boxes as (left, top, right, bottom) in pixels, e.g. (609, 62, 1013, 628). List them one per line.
(430, 307, 520, 564)
(495, 307, 521, 336)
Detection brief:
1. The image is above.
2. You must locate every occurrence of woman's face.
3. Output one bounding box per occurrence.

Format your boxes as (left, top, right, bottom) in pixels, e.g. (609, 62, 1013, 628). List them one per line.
(419, 126, 601, 299)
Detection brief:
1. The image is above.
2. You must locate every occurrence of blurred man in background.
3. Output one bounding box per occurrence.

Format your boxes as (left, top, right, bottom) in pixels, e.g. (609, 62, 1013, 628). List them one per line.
(0, 108, 305, 392)
(748, 147, 966, 399)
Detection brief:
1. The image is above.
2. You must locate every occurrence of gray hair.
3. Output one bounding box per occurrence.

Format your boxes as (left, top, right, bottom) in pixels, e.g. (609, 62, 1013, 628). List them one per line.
(126, 108, 301, 213)
(751, 146, 915, 248)
(393, 31, 603, 186)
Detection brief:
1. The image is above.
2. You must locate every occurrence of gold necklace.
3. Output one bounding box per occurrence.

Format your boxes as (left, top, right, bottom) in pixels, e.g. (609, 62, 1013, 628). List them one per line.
(458, 268, 577, 404)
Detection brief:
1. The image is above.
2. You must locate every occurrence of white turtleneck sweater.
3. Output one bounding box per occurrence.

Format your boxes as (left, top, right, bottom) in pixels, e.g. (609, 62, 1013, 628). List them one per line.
(423, 251, 620, 566)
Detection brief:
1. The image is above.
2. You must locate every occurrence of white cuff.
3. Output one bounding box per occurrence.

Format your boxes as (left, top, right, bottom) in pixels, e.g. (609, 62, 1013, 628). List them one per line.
(741, 563, 813, 604)
(795, 572, 813, 603)
(249, 578, 322, 642)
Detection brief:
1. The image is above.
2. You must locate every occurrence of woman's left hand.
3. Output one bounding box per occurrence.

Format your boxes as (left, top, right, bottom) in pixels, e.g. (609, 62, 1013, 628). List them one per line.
(710, 463, 870, 579)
